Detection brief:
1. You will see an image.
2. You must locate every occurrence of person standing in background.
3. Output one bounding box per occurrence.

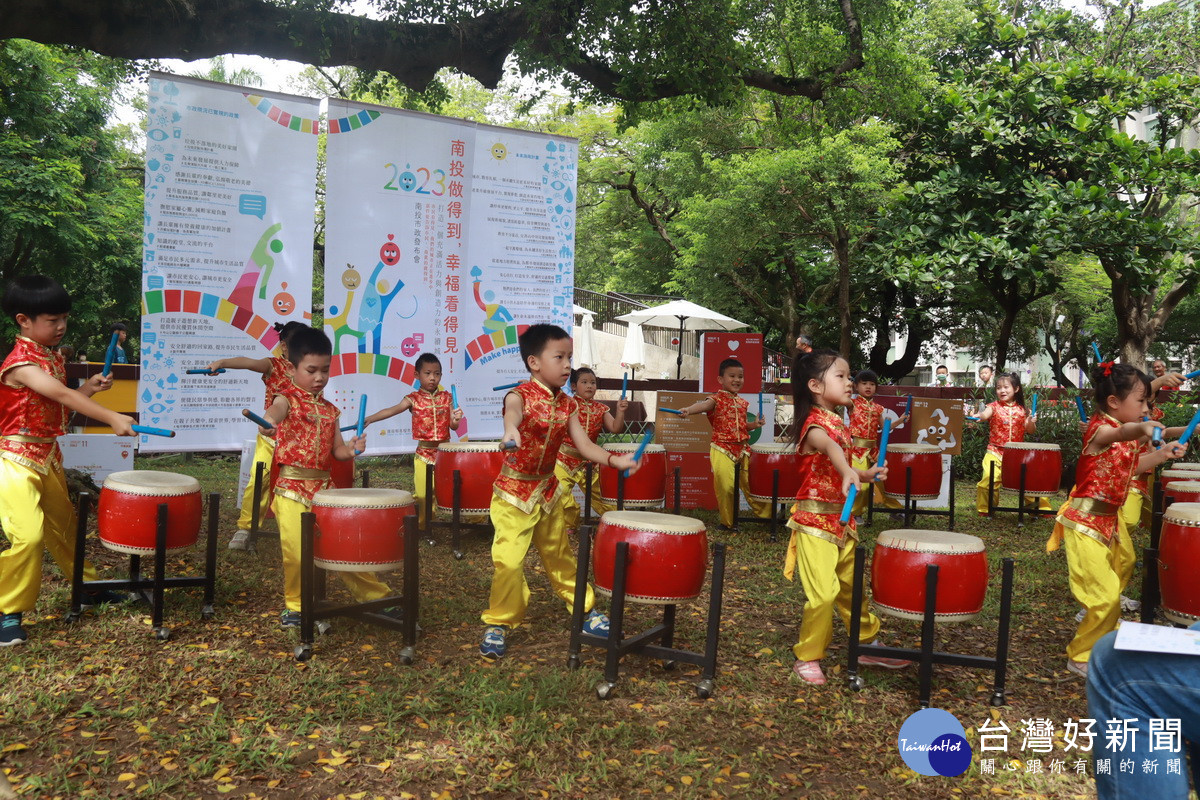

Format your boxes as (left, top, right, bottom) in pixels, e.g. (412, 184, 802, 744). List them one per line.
(977, 364, 993, 388)
(108, 323, 128, 364)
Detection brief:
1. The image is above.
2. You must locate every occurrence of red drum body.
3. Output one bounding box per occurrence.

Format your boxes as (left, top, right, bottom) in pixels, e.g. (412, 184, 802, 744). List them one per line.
(1001, 442, 1062, 496)
(599, 444, 667, 508)
(311, 488, 412, 571)
(435, 442, 505, 514)
(98, 470, 203, 555)
(1163, 480, 1200, 505)
(331, 457, 354, 489)
(748, 444, 801, 502)
(1160, 469, 1196, 493)
(871, 530, 988, 622)
(1158, 503, 1200, 625)
(593, 511, 708, 604)
(883, 444, 942, 500)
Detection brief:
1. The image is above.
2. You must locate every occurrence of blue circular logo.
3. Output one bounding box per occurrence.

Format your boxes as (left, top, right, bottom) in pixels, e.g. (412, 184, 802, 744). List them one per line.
(897, 708, 972, 776)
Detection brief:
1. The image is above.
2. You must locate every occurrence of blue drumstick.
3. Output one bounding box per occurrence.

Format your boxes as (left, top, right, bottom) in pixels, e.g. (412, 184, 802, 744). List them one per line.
(1179, 406, 1200, 446)
(758, 392, 764, 418)
(623, 430, 654, 477)
(354, 394, 367, 455)
(658, 407, 683, 415)
(1091, 342, 1103, 362)
(966, 416, 981, 422)
(340, 424, 357, 432)
(451, 385, 459, 409)
(186, 368, 226, 375)
(1185, 369, 1200, 380)
(131, 425, 175, 438)
(1146, 417, 1163, 449)
(102, 332, 119, 377)
(502, 440, 518, 450)
(840, 485, 858, 524)
(493, 382, 521, 392)
(905, 395, 913, 417)
(874, 419, 891, 482)
(241, 408, 274, 430)
(1075, 396, 1088, 423)
(1031, 393, 1039, 416)
(620, 372, 628, 401)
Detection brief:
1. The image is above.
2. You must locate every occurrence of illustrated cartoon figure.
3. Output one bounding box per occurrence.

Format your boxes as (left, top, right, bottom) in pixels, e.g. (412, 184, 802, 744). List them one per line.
(326, 266, 367, 354)
(491, 142, 508, 161)
(471, 265, 513, 335)
(356, 235, 411, 354)
(229, 223, 283, 310)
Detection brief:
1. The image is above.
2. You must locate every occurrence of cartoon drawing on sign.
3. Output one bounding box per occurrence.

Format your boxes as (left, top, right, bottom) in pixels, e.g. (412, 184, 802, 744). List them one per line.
(356, 234, 416, 355)
(916, 406, 958, 451)
(326, 266, 367, 354)
(470, 265, 513, 335)
(228, 223, 283, 311)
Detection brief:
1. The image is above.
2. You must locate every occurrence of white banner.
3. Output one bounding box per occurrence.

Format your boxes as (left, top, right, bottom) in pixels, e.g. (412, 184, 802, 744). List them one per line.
(139, 73, 318, 451)
(59, 435, 138, 482)
(324, 102, 577, 451)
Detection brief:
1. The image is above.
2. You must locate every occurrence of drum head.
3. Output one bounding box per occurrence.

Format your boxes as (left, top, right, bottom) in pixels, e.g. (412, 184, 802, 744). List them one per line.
(599, 510, 705, 534)
(888, 443, 940, 454)
(1161, 469, 1197, 482)
(1170, 462, 1200, 471)
(875, 529, 985, 554)
(751, 443, 797, 454)
(1004, 442, 1060, 451)
(1163, 502, 1200, 525)
(438, 441, 503, 453)
(1165, 481, 1200, 494)
(102, 470, 200, 496)
(312, 488, 413, 508)
(603, 443, 666, 454)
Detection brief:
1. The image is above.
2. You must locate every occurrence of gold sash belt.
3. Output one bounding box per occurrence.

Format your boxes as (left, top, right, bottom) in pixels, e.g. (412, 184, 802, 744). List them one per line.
(278, 465, 330, 480)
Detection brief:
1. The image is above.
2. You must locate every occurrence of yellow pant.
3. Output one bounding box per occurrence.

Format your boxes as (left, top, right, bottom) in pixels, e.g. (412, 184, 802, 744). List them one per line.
(272, 494, 391, 613)
(1120, 490, 1152, 532)
(712, 447, 770, 528)
(481, 494, 594, 629)
(414, 458, 431, 530)
(788, 531, 881, 662)
(850, 453, 901, 515)
(0, 458, 99, 614)
(1063, 523, 1135, 662)
(554, 461, 613, 532)
(976, 451, 1052, 514)
(236, 434, 276, 530)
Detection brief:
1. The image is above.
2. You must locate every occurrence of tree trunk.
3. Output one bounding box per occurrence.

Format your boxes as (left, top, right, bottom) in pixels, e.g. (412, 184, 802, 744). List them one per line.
(1103, 255, 1198, 371)
(835, 228, 852, 360)
(867, 285, 930, 381)
(993, 293, 1020, 374)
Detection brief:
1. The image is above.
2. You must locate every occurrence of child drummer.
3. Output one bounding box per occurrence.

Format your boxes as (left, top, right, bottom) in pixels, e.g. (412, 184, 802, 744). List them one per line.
(480, 324, 640, 660)
(258, 327, 394, 628)
(205, 320, 307, 550)
(555, 367, 628, 533)
(677, 358, 771, 530)
(0, 276, 136, 646)
(847, 370, 906, 519)
(361, 353, 463, 531)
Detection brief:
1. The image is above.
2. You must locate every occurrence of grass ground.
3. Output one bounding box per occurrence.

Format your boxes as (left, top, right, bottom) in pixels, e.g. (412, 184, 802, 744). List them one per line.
(0, 454, 1124, 799)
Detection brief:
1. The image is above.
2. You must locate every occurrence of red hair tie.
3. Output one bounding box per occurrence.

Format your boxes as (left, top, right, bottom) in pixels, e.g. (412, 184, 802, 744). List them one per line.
(1099, 361, 1114, 377)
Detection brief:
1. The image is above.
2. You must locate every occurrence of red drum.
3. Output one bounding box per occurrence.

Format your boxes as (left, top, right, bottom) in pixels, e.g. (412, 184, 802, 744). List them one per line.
(1001, 442, 1062, 496)
(1157, 502, 1200, 624)
(331, 457, 354, 489)
(871, 530, 988, 622)
(599, 443, 667, 509)
(882, 444, 942, 500)
(1159, 469, 1196, 492)
(98, 470, 203, 555)
(311, 488, 412, 571)
(435, 442, 506, 514)
(748, 443, 801, 502)
(592, 511, 708, 604)
(1163, 480, 1200, 505)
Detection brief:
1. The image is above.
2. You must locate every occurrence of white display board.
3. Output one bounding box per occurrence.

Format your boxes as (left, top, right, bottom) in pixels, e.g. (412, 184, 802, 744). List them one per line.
(59, 435, 138, 482)
(139, 72, 319, 452)
(323, 101, 577, 451)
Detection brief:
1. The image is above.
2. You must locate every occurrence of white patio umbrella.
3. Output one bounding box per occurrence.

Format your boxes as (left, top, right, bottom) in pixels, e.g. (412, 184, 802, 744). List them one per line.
(572, 303, 594, 318)
(574, 311, 597, 368)
(617, 299, 747, 379)
(620, 321, 647, 376)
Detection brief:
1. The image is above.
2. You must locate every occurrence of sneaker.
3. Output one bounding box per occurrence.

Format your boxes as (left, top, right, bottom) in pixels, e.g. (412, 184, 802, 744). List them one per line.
(378, 606, 422, 633)
(480, 625, 507, 660)
(280, 610, 301, 629)
(582, 609, 610, 637)
(859, 653, 913, 669)
(80, 589, 129, 607)
(228, 530, 250, 550)
(791, 660, 826, 685)
(0, 613, 27, 647)
(1120, 595, 1141, 613)
(1075, 608, 1087, 623)
(1067, 659, 1089, 679)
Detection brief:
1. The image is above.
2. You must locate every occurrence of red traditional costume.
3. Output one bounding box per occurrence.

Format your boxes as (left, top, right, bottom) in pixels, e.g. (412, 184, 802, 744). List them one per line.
(236, 355, 294, 531)
(707, 389, 769, 527)
(555, 397, 613, 530)
(977, 400, 1051, 513)
(408, 387, 455, 528)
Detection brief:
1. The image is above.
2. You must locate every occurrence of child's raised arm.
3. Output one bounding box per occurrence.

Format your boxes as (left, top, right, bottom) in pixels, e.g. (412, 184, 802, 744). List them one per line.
(1089, 420, 1160, 452)
(803, 425, 867, 497)
(363, 397, 414, 427)
(677, 396, 716, 418)
(206, 356, 273, 375)
(568, 413, 639, 473)
(500, 391, 524, 449)
(7, 364, 134, 436)
(603, 399, 630, 434)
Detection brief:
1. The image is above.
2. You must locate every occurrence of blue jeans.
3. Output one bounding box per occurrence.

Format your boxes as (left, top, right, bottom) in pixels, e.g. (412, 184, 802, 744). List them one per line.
(1088, 622, 1200, 799)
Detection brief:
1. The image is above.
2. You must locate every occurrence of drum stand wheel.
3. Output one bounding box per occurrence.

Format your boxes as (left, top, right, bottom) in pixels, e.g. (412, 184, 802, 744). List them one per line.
(566, 527, 727, 700)
(295, 511, 420, 662)
(845, 545, 1015, 709)
(67, 492, 221, 641)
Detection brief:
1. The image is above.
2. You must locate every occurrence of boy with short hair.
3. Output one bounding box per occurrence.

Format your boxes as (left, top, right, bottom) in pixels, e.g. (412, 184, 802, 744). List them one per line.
(0, 276, 136, 646)
(848, 370, 905, 517)
(678, 358, 769, 530)
(260, 327, 392, 628)
(362, 352, 463, 530)
(481, 324, 640, 660)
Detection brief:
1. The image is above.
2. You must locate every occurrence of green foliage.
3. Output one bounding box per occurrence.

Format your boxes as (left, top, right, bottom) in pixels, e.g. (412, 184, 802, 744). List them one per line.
(0, 40, 144, 357)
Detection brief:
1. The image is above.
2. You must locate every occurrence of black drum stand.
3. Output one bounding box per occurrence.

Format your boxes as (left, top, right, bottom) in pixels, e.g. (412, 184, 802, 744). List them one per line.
(867, 459, 957, 530)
